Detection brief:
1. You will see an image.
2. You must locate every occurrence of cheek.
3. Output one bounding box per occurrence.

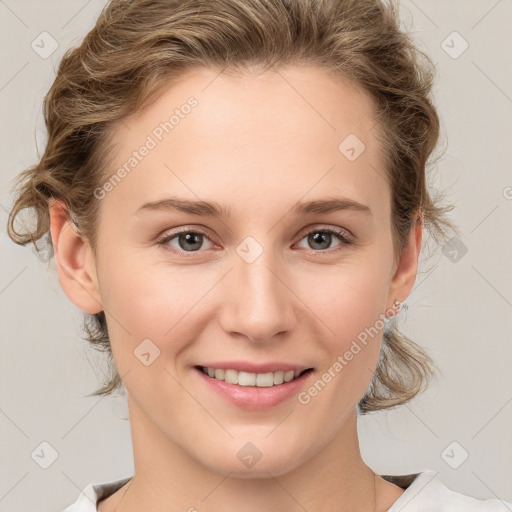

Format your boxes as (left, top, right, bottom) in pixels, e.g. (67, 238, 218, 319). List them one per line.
(97, 250, 213, 366)
(299, 252, 392, 399)
(306, 255, 391, 343)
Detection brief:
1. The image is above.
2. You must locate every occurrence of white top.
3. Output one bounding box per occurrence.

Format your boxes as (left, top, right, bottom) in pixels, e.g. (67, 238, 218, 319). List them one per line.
(62, 469, 512, 511)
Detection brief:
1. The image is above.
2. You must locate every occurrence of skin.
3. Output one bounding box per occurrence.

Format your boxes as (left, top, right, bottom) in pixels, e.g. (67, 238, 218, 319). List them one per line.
(49, 65, 422, 511)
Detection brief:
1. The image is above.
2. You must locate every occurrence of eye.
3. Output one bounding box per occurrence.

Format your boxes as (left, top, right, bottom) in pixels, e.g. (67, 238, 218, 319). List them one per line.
(156, 225, 354, 256)
(157, 228, 216, 255)
(294, 226, 353, 253)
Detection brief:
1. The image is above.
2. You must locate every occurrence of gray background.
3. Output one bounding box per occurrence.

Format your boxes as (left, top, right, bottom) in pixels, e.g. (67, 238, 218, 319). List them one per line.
(1, 0, 511, 510)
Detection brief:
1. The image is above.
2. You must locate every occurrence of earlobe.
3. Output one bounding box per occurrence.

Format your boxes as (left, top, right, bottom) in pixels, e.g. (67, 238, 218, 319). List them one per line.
(386, 211, 424, 312)
(48, 199, 103, 314)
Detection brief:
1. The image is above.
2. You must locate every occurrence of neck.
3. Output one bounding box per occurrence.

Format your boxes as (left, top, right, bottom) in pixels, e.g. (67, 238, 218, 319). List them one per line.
(112, 396, 380, 512)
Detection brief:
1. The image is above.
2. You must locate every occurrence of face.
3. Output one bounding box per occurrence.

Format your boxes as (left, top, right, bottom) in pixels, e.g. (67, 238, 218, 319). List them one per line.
(72, 65, 417, 477)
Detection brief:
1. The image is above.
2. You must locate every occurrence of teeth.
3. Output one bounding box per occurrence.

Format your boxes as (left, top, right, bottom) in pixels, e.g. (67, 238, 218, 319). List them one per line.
(201, 367, 306, 387)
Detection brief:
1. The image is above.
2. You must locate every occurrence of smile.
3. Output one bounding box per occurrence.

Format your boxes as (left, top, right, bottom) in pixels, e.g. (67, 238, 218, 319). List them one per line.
(198, 366, 313, 387)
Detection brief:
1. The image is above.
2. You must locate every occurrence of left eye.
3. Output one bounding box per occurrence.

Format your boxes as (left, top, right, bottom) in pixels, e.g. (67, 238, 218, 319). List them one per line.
(157, 227, 352, 255)
(295, 228, 352, 252)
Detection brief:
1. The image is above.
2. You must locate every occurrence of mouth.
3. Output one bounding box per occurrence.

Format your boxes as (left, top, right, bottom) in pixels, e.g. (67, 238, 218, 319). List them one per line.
(194, 365, 314, 387)
(193, 365, 316, 410)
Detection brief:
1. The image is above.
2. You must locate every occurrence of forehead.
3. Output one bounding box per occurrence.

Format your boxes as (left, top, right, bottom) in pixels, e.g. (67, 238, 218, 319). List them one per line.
(104, 65, 389, 223)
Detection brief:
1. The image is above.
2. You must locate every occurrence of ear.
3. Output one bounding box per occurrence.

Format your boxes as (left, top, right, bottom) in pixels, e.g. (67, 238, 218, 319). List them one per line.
(48, 199, 103, 314)
(386, 211, 423, 315)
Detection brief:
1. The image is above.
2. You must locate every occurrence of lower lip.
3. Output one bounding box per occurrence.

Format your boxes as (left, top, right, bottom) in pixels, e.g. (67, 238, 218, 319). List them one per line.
(194, 367, 315, 410)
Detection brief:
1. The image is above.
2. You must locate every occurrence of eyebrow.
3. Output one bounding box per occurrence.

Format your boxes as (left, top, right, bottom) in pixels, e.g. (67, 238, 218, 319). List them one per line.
(135, 196, 372, 218)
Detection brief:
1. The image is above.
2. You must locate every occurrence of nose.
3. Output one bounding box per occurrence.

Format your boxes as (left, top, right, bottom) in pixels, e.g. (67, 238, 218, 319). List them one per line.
(217, 249, 297, 344)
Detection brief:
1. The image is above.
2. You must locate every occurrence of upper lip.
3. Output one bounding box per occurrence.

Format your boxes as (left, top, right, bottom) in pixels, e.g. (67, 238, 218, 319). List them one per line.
(196, 361, 313, 374)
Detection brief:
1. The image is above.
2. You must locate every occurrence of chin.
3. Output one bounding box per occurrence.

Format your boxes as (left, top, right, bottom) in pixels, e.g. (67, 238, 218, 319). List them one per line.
(199, 446, 304, 479)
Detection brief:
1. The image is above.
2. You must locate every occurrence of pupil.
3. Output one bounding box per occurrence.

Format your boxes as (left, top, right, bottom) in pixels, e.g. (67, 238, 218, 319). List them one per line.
(179, 232, 202, 251)
(309, 231, 330, 250)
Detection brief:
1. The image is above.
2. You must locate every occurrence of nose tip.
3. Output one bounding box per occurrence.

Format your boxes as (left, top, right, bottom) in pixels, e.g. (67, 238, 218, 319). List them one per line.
(226, 320, 289, 345)
(218, 261, 297, 344)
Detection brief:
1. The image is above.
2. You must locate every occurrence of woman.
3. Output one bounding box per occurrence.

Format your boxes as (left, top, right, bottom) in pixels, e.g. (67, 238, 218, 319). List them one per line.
(7, 0, 511, 510)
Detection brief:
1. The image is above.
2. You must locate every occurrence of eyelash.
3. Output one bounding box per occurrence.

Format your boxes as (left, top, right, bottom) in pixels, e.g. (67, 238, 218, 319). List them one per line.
(156, 226, 354, 257)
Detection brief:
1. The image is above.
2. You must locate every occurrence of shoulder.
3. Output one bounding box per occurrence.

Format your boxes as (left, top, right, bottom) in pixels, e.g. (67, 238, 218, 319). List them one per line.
(61, 476, 131, 512)
(384, 469, 512, 512)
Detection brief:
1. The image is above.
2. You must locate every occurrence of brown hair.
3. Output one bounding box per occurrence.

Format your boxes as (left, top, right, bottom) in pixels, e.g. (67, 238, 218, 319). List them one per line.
(7, 0, 458, 413)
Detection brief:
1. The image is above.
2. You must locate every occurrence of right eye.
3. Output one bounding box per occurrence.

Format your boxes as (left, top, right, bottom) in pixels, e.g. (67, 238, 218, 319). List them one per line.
(157, 228, 217, 255)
